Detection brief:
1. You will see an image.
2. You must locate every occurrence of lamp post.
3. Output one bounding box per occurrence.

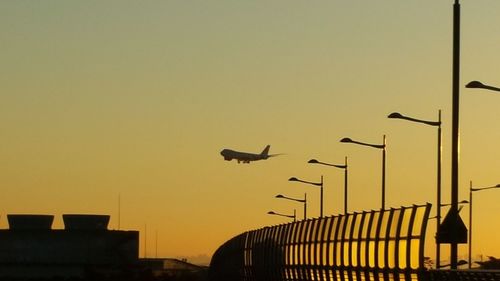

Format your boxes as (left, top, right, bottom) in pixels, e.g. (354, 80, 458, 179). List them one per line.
(388, 110, 442, 267)
(450, 0, 461, 269)
(341, 135, 386, 209)
(466, 81, 500, 92)
(308, 157, 348, 214)
(468, 181, 500, 268)
(465, 81, 500, 268)
(276, 194, 307, 220)
(289, 176, 324, 217)
(268, 210, 296, 222)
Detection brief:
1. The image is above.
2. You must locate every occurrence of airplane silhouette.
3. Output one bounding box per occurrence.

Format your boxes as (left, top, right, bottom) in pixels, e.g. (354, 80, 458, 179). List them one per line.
(220, 145, 281, 163)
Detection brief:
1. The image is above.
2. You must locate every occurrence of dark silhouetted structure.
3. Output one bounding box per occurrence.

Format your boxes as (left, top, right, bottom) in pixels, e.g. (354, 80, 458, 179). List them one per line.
(210, 204, 431, 281)
(141, 258, 208, 279)
(0, 214, 139, 279)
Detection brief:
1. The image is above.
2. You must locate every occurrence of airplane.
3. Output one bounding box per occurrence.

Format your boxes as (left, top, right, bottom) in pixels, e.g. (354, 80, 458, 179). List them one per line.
(220, 145, 281, 163)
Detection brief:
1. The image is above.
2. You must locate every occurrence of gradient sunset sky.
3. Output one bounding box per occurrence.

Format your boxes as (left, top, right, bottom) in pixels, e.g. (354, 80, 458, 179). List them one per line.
(1, 1, 500, 264)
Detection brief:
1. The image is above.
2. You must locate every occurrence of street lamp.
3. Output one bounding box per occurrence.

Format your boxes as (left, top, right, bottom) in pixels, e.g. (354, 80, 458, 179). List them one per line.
(340, 135, 386, 209)
(289, 176, 324, 217)
(466, 80, 500, 92)
(267, 210, 296, 222)
(464, 79, 500, 267)
(308, 157, 348, 214)
(468, 181, 500, 268)
(388, 110, 442, 267)
(275, 194, 307, 220)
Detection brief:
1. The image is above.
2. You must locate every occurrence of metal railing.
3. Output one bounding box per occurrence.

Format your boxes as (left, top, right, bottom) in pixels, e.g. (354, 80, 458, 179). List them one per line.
(427, 269, 500, 281)
(210, 204, 431, 281)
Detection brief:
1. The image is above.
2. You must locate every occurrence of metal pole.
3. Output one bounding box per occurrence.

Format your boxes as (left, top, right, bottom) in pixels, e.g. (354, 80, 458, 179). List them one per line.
(436, 110, 442, 268)
(468, 181, 473, 268)
(304, 193, 307, 220)
(344, 156, 348, 214)
(382, 135, 386, 209)
(450, 0, 461, 269)
(320, 175, 324, 217)
(144, 224, 147, 258)
(118, 193, 121, 230)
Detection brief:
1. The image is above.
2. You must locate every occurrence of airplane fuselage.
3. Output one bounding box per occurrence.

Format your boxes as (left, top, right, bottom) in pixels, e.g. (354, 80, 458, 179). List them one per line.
(220, 149, 268, 164)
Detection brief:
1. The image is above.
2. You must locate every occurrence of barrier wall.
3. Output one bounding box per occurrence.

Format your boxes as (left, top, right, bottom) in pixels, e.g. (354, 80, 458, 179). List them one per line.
(210, 204, 431, 281)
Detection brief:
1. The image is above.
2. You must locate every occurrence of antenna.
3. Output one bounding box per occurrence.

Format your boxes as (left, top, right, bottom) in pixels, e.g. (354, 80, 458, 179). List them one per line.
(144, 224, 147, 258)
(155, 229, 158, 258)
(118, 193, 121, 230)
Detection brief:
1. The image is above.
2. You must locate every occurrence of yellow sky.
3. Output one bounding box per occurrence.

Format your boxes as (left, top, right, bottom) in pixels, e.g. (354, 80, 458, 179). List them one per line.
(1, 1, 500, 264)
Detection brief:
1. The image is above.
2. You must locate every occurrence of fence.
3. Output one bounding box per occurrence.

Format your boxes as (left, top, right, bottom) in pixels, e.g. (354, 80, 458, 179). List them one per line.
(209, 204, 431, 281)
(428, 269, 500, 281)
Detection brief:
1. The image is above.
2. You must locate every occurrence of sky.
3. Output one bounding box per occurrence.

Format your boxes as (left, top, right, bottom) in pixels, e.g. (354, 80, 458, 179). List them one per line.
(1, 1, 500, 265)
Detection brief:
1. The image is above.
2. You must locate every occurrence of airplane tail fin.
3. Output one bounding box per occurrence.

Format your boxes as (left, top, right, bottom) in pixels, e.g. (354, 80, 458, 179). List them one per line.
(260, 145, 271, 157)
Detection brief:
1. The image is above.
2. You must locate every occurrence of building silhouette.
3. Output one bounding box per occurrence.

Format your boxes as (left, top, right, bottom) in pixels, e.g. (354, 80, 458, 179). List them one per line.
(0, 214, 139, 279)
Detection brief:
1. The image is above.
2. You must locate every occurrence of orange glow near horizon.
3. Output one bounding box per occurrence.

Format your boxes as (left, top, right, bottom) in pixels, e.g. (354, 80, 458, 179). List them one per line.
(1, 1, 500, 265)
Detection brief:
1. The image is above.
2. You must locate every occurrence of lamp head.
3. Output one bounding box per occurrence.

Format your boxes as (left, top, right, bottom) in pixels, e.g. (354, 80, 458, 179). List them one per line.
(471, 184, 500, 191)
(387, 112, 404, 119)
(288, 177, 299, 182)
(308, 159, 319, 164)
(340, 137, 353, 143)
(466, 80, 485, 88)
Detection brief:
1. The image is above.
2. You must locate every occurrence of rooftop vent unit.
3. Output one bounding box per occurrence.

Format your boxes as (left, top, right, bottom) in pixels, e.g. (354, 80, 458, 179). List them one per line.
(7, 214, 54, 230)
(63, 214, 110, 230)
